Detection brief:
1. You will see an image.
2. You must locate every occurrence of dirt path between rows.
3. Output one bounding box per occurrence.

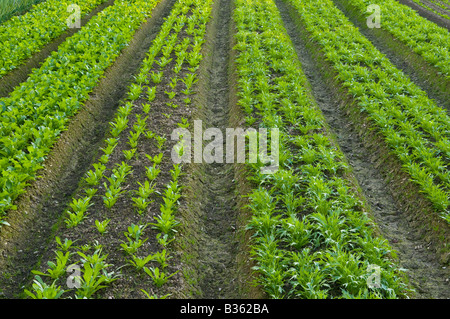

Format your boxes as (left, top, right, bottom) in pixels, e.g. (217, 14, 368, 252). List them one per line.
(191, 0, 244, 299)
(276, 0, 450, 299)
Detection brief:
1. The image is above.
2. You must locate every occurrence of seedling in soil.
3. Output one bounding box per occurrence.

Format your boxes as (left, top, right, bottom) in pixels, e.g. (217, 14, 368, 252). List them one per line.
(171, 164, 182, 181)
(182, 73, 197, 90)
(142, 103, 151, 114)
(135, 72, 149, 85)
(120, 238, 147, 255)
(98, 154, 110, 165)
(157, 56, 172, 69)
(150, 71, 163, 84)
(136, 180, 156, 199)
(169, 77, 179, 90)
(181, 88, 193, 95)
(110, 116, 129, 138)
(173, 62, 183, 74)
(123, 149, 136, 161)
(166, 102, 179, 109)
(152, 249, 172, 270)
(55, 236, 75, 252)
(118, 102, 133, 117)
(127, 254, 154, 271)
(65, 210, 87, 228)
(141, 289, 171, 299)
(187, 65, 199, 73)
(127, 83, 143, 101)
(69, 197, 92, 215)
(102, 186, 123, 210)
(156, 233, 175, 247)
(101, 143, 118, 157)
(145, 130, 156, 140)
(177, 117, 190, 129)
(74, 262, 118, 299)
(148, 153, 163, 165)
(150, 205, 179, 235)
(84, 163, 106, 186)
(32, 251, 70, 280)
(187, 52, 202, 68)
(95, 219, 111, 235)
(165, 90, 177, 99)
(155, 135, 166, 149)
(24, 275, 65, 299)
(147, 86, 156, 102)
(131, 196, 151, 215)
(143, 267, 178, 288)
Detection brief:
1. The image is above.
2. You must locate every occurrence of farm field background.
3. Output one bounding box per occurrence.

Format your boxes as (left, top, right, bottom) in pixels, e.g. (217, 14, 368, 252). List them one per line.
(0, 0, 448, 300)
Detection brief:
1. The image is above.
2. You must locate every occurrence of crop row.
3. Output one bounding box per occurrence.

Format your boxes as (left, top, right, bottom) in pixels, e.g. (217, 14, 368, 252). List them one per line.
(0, 0, 108, 79)
(410, 0, 450, 20)
(24, 0, 214, 299)
(0, 0, 161, 223)
(340, 0, 450, 79)
(286, 0, 450, 224)
(233, 0, 411, 298)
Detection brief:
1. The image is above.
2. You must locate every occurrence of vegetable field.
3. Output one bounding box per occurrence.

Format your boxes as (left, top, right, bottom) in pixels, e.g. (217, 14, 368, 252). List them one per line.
(0, 0, 448, 300)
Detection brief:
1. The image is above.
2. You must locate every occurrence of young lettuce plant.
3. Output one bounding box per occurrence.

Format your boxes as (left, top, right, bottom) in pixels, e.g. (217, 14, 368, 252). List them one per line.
(95, 219, 111, 235)
(24, 275, 65, 299)
(31, 251, 71, 280)
(143, 267, 178, 288)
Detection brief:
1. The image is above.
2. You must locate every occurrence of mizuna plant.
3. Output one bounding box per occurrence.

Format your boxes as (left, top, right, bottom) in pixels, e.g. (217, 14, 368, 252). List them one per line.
(286, 0, 450, 224)
(340, 0, 450, 79)
(233, 0, 411, 299)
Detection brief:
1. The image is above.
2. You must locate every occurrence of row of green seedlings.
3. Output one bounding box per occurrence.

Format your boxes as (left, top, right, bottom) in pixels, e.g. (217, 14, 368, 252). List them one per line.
(0, 0, 160, 223)
(24, 0, 213, 299)
(23, 84, 160, 299)
(233, 0, 412, 299)
(339, 0, 450, 79)
(0, 0, 108, 79)
(287, 0, 450, 224)
(120, 0, 214, 296)
(123, 164, 182, 299)
(410, 0, 450, 21)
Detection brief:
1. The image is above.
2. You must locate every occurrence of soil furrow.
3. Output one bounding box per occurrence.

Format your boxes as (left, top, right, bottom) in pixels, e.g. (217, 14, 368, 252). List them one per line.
(275, 0, 450, 299)
(187, 0, 243, 299)
(197, 0, 240, 299)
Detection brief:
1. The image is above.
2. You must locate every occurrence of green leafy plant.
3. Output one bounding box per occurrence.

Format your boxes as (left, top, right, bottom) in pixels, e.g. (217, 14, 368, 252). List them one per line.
(143, 267, 178, 288)
(24, 275, 65, 299)
(95, 219, 111, 235)
(32, 251, 70, 280)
